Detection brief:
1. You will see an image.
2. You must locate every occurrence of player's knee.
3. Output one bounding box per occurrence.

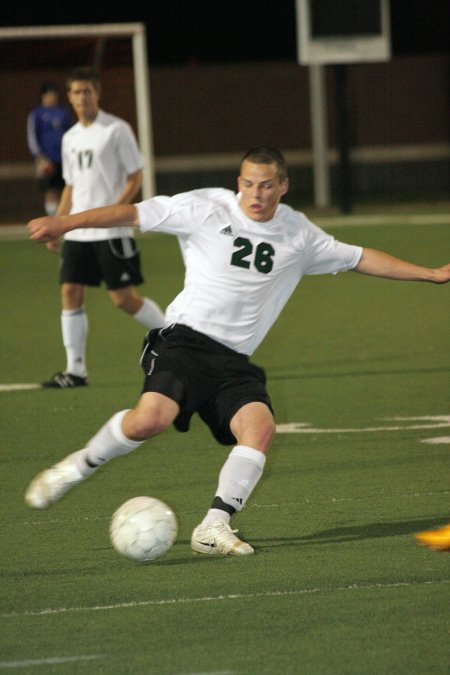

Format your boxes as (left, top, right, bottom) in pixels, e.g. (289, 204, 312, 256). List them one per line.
(109, 292, 128, 311)
(231, 402, 276, 451)
(249, 417, 276, 451)
(61, 284, 83, 308)
(236, 417, 276, 452)
(259, 418, 277, 447)
(123, 408, 171, 441)
(109, 290, 141, 315)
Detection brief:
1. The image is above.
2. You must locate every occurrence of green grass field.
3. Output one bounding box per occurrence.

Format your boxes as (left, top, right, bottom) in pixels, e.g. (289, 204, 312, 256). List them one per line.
(0, 218, 449, 674)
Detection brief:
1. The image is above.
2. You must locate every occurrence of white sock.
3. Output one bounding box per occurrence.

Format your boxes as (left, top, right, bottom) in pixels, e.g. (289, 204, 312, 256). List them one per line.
(61, 308, 88, 377)
(200, 445, 266, 527)
(76, 410, 144, 474)
(133, 297, 165, 329)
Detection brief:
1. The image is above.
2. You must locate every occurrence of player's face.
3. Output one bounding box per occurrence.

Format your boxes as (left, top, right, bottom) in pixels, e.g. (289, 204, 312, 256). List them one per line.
(41, 91, 58, 107)
(238, 161, 289, 222)
(67, 80, 100, 122)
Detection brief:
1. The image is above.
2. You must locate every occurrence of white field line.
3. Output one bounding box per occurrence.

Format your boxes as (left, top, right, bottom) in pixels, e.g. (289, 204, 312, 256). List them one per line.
(276, 415, 450, 435)
(0, 654, 104, 669)
(276, 423, 450, 434)
(0, 383, 41, 391)
(0, 663, 230, 675)
(176, 672, 235, 675)
(251, 489, 450, 508)
(421, 436, 450, 444)
(2, 579, 448, 619)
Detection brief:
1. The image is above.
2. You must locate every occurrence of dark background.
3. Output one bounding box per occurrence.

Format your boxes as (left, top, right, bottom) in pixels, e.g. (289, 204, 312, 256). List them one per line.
(1, 0, 448, 65)
(0, 0, 448, 215)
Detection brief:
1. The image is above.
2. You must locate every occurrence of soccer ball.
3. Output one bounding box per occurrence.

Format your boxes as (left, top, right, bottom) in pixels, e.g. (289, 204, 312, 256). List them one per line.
(110, 496, 178, 562)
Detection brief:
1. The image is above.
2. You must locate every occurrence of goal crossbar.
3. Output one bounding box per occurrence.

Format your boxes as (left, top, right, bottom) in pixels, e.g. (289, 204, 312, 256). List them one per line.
(0, 23, 155, 198)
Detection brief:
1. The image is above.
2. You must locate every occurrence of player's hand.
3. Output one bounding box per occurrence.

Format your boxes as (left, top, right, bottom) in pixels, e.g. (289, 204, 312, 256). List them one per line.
(35, 157, 55, 178)
(432, 263, 450, 284)
(27, 216, 64, 242)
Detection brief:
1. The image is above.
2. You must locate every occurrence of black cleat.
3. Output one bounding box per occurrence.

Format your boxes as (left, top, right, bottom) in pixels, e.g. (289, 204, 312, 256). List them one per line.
(42, 372, 88, 389)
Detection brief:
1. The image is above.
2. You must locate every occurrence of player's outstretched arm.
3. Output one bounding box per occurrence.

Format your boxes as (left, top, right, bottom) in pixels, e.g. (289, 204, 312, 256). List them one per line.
(27, 204, 138, 242)
(354, 248, 450, 284)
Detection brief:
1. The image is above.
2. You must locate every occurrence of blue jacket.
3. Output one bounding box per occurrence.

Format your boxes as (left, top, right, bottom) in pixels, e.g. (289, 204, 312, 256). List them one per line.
(27, 105, 73, 163)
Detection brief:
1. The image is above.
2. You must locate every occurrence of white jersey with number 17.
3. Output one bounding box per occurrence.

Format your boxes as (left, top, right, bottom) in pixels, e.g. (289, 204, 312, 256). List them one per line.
(62, 109, 145, 242)
(136, 188, 362, 355)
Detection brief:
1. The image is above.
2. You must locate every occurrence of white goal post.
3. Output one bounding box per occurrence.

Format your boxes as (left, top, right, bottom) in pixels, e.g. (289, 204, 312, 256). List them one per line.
(0, 23, 156, 198)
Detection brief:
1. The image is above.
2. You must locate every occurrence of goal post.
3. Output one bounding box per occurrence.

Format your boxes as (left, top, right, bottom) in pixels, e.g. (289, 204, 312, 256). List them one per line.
(0, 23, 156, 198)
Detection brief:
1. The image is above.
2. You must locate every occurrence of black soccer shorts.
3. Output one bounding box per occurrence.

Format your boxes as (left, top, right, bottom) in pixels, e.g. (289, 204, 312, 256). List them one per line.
(140, 324, 274, 446)
(59, 238, 144, 289)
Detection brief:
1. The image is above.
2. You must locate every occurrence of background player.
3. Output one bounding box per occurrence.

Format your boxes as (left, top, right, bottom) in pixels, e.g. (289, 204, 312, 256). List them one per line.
(25, 147, 450, 555)
(42, 67, 165, 389)
(27, 82, 72, 216)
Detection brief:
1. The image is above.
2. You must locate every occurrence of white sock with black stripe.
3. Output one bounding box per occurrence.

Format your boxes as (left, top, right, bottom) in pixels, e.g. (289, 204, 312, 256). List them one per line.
(200, 445, 266, 527)
(75, 410, 144, 475)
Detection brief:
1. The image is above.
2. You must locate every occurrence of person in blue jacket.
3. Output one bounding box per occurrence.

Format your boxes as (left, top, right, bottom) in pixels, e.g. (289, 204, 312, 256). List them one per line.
(27, 82, 73, 216)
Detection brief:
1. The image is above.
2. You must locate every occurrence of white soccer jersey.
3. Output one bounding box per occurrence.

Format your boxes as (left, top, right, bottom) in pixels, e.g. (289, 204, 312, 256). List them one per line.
(136, 188, 363, 355)
(62, 110, 144, 241)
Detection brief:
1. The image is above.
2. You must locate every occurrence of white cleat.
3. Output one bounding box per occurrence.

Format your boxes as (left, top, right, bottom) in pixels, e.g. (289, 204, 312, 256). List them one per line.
(191, 519, 254, 556)
(25, 452, 86, 509)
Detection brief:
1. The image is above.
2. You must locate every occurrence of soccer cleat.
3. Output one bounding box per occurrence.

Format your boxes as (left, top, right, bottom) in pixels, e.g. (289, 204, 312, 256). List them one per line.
(42, 372, 88, 389)
(415, 524, 450, 551)
(191, 519, 254, 556)
(25, 452, 87, 509)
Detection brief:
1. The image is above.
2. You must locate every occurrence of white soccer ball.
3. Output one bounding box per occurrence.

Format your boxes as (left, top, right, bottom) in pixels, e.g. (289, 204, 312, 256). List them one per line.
(110, 496, 178, 562)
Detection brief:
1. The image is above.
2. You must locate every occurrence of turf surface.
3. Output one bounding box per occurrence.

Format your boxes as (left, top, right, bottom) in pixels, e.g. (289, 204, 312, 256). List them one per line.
(0, 220, 449, 674)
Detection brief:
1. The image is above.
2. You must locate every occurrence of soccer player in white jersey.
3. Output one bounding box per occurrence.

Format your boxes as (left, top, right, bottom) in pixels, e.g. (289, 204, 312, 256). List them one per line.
(25, 147, 450, 556)
(42, 67, 165, 389)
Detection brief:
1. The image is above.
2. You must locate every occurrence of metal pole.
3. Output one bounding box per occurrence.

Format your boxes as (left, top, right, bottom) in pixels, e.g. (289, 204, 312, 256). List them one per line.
(309, 64, 330, 208)
(132, 27, 156, 198)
